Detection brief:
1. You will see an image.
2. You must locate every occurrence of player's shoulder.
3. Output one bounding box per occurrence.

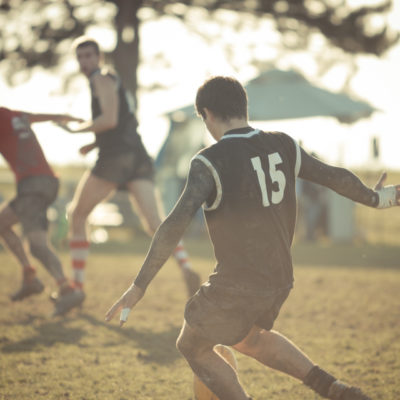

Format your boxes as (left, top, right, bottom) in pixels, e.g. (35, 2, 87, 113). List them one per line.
(0, 107, 23, 125)
(194, 140, 222, 161)
(261, 130, 292, 140)
(91, 68, 117, 87)
(262, 130, 298, 148)
(0, 107, 18, 118)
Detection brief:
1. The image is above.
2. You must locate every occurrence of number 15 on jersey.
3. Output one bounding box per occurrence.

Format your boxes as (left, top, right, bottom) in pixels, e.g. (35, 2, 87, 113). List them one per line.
(251, 152, 286, 207)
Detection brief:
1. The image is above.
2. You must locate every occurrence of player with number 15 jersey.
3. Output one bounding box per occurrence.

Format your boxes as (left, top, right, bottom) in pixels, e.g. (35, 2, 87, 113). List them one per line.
(195, 128, 299, 293)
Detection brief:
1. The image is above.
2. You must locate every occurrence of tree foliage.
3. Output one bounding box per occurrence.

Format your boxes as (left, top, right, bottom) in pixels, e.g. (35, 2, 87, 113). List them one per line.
(0, 0, 398, 101)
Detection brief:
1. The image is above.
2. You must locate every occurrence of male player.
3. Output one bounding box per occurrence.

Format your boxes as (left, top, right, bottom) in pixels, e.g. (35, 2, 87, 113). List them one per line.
(58, 37, 200, 298)
(0, 107, 85, 316)
(106, 76, 400, 399)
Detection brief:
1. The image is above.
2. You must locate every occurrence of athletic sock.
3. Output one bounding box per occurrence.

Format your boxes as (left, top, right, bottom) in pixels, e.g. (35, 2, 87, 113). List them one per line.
(327, 380, 350, 399)
(303, 365, 336, 398)
(173, 240, 192, 270)
(69, 239, 89, 290)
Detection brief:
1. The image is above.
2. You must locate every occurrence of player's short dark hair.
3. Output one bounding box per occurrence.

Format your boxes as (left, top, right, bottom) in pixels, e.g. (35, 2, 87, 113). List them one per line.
(195, 76, 248, 121)
(72, 36, 100, 55)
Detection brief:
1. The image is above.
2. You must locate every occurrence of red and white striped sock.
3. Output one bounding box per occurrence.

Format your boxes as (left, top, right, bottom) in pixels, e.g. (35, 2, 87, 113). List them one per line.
(173, 240, 192, 270)
(69, 239, 90, 290)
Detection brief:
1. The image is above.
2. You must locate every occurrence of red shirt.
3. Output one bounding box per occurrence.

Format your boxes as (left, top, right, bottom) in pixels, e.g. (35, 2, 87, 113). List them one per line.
(0, 107, 55, 182)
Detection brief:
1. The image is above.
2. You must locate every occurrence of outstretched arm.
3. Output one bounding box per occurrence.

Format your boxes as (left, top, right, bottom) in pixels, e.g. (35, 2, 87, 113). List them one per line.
(24, 112, 83, 124)
(105, 158, 215, 325)
(298, 148, 400, 208)
(58, 74, 119, 134)
(79, 142, 97, 155)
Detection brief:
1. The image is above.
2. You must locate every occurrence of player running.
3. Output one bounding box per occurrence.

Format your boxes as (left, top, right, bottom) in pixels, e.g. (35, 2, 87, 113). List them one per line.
(106, 76, 399, 399)
(57, 37, 200, 299)
(0, 107, 85, 316)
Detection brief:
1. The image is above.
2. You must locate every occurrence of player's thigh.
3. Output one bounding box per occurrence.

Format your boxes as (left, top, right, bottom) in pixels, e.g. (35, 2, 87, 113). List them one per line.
(126, 179, 163, 229)
(177, 319, 216, 358)
(70, 171, 117, 217)
(25, 230, 48, 248)
(0, 203, 19, 231)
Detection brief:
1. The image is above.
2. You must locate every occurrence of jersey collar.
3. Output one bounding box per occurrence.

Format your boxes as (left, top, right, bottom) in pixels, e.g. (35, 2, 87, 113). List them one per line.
(221, 126, 259, 140)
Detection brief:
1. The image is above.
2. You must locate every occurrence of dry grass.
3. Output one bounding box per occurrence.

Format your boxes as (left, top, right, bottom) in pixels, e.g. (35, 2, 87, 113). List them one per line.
(0, 238, 399, 400)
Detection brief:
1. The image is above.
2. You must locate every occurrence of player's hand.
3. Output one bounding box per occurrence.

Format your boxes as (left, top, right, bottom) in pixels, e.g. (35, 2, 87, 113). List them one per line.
(105, 284, 145, 326)
(374, 172, 400, 208)
(56, 122, 75, 133)
(79, 143, 96, 156)
(60, 115, 84, 124)
(374, 172, 387, 191)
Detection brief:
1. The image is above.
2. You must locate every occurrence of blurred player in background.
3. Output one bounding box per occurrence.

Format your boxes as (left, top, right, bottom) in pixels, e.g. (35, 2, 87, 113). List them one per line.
(106, 77, 400, 400)
(58, 37, 200, 299)
(0, 107, 85, 316)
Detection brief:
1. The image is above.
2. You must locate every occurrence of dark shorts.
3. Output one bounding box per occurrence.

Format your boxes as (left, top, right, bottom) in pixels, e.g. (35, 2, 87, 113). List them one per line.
(184, 282, 291, 346)
(92, 145, 154, 189)
(9, 175, 59, 233)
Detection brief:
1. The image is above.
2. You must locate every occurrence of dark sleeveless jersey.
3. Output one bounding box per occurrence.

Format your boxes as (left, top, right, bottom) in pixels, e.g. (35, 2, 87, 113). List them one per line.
(90, 69, 141, 156)
(195, 127, 301, 292)
(0, 107, 55, 182)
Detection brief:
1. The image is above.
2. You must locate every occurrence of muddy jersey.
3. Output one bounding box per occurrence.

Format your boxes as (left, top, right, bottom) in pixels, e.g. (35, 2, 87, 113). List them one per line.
(0, 107, 54, 182)
(90, 69, 142, 157)
(195, 127, 301, 292)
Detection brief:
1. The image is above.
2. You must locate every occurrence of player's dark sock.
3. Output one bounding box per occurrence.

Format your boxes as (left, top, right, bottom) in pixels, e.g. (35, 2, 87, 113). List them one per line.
(303, 365, 336, 398)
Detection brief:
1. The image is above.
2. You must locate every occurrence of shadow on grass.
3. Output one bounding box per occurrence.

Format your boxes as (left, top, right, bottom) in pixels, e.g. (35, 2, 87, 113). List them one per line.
(1, 312, 182, 365)
(1, 318, 86, 353)
(80, 312, 182, 365)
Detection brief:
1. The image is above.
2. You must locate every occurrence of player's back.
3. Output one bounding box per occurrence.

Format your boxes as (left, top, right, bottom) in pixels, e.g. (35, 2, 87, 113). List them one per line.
(0, 107, 54, 181)
(196, 127, 300, 291)
(89, 69, 140, 156)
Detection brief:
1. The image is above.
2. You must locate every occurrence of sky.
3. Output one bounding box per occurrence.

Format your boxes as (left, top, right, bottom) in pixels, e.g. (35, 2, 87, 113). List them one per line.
(1, 2, 399, 172)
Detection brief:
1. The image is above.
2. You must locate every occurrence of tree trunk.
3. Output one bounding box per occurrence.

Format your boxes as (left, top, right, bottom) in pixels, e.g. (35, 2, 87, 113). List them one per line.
(112, 0, 144, 111)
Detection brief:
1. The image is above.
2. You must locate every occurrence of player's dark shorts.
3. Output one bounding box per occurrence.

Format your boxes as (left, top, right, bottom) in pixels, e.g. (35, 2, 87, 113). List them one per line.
(184, 282, 291, 346)
(91, 144, 155, 188)
(9, 175, 59, 234)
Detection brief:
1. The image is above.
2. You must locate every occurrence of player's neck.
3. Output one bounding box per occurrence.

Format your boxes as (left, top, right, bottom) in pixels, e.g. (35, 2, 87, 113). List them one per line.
(216, 118, 249, 140)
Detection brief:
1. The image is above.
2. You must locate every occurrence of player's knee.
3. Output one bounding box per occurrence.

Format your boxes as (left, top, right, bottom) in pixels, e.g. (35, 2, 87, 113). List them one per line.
(176, 335, 188, 355)
(176, 335, 197, 360)
(234, 329, 262, 356)
(68, 205, 87, 225)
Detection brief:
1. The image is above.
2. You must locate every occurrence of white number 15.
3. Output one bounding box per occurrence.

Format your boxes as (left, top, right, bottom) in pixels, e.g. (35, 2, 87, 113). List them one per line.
(251, 152, 286, 207)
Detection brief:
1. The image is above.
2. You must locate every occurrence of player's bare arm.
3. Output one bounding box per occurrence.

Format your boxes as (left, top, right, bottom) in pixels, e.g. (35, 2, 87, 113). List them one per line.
(25, 112, 83, 124)
(299, 148, 400, 208)
(79, 142, 97, 156)
(105, 159, 215, 324)
(59, 74, 119, 134)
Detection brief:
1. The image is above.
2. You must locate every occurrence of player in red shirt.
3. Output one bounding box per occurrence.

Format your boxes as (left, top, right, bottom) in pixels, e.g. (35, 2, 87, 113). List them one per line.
(0, 107, 84, 316)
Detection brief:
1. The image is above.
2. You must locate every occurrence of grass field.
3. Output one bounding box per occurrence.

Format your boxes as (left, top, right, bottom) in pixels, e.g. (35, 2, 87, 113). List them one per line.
(0, 238, 399, 400)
